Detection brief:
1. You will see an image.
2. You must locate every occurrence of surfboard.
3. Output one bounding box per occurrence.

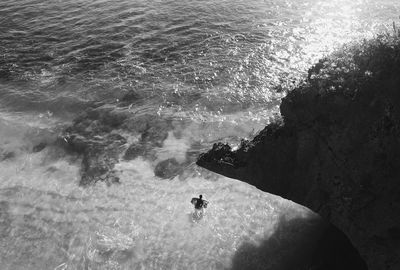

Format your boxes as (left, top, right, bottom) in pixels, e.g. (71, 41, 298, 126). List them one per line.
(191, 198, 208, 208)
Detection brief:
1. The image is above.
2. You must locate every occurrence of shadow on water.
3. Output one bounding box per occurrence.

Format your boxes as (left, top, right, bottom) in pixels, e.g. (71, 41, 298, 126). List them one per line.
(230, 215, 367, 270)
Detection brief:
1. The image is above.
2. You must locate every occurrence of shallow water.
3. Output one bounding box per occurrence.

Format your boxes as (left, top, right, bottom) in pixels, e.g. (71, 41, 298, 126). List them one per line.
(1, 0, 400, 269)
(0, 157, 318, 270)
(0, 117, 319, 270)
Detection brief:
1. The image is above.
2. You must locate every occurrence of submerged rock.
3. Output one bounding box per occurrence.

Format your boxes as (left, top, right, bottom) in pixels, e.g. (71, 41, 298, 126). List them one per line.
(118, 90, 142, 106)
(197, 35, 400, 270)
(62, 131, 127, 185)
(0, 151, 15, 161)
(32, 142, 47, 153)
(0, 68, 11, 81)
(59, 105, 172, 185)
(154, 158, 181, 179)
(123, 143, 146, 160)
(59, 107, 128, 186)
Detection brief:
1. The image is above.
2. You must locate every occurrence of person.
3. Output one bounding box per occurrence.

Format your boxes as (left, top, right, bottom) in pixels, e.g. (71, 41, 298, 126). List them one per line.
(191, 195, 208, 219)
(195, 195, 204, 209)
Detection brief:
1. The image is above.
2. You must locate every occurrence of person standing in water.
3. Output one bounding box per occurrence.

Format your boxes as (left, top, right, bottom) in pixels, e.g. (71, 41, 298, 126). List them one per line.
(191, 194, 208, 218)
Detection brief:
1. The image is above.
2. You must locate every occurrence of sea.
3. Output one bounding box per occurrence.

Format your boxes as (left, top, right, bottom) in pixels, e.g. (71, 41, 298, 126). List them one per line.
(0, 0, 399, 269)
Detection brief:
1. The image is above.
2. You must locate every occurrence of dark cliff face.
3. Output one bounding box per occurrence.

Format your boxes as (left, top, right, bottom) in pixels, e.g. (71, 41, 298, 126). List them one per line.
(197, 34, 400, 270)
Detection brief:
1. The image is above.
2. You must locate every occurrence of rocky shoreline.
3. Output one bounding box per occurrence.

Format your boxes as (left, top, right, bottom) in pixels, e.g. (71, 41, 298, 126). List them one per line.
(197, 34, 400, 270)
(54, 29, 400, 269)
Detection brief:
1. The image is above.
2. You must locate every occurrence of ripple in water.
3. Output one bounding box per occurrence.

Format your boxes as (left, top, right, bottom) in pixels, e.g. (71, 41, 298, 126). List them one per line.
(1, 0, 400, 269)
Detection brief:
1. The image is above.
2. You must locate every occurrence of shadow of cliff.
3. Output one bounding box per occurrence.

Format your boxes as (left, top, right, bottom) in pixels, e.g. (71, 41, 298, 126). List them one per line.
(230, 215, 367, 270)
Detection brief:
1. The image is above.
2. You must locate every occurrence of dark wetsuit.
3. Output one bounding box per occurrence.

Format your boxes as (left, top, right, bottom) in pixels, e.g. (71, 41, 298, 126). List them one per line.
(194, 198, 204, 209)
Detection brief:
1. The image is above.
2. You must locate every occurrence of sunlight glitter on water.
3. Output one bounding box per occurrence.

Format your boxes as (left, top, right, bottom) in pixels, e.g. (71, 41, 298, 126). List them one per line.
(1, 0, 400, 269)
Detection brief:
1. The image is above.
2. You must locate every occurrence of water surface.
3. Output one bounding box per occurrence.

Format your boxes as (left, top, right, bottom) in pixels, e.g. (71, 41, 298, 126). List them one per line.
(0, 0, 399, 269)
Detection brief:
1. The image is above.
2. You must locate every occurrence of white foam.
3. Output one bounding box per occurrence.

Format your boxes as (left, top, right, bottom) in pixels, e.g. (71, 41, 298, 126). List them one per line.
(0, 108, 323, 270)
(156, 131, 190, 163)
(1, 146, 320, 270)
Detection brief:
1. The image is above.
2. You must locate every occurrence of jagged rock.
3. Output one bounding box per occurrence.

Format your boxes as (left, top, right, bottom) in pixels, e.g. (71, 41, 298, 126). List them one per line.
(154, 158, 181, 179)
(197, 35, 400, 270)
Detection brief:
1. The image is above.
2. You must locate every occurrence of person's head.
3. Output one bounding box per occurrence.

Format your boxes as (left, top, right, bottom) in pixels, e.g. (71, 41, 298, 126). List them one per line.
(199, 195, 202, 199)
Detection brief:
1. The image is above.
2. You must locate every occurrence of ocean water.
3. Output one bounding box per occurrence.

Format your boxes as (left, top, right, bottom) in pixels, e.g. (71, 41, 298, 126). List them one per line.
(0, 0, 399, 269)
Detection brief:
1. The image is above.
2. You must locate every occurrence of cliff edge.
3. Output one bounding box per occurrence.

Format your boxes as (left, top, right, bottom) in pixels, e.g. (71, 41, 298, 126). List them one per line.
(197, 33, 400, 270)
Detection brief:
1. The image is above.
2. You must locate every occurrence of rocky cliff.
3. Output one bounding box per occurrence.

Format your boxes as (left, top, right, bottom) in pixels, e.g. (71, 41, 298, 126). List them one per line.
(197, 34, 400, 270)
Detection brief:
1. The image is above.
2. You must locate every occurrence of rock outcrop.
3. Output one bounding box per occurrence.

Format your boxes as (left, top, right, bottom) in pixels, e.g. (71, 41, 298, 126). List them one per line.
(197, 34, 400, 270)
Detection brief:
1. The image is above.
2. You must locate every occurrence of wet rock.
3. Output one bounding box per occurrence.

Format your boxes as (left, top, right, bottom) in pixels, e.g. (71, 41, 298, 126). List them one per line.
(32, 142, 47, 153)
(154, 158, 181, 179)
(198, 35, 400, 270)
